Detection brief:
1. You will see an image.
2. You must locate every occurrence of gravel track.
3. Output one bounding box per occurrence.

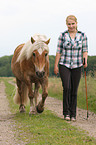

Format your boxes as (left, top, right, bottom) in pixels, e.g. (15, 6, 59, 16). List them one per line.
(45, 96, 96, 138)
(0, 81, 25, 145)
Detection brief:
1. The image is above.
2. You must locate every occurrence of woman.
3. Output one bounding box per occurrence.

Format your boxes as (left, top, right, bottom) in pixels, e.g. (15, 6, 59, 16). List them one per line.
(54, 15, 88, 121)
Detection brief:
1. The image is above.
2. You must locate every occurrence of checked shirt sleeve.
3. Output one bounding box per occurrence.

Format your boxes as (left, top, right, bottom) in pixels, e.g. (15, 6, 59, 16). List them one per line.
(82, 33, 88, 52)
(56, 33, 63, 54)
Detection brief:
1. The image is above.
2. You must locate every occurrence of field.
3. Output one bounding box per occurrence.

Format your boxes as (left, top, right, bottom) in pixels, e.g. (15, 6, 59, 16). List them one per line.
(0, 76, 96, 145)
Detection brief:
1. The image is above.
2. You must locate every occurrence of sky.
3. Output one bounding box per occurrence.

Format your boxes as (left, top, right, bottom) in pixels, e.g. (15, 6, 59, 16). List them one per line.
(0, 0, 96, 57)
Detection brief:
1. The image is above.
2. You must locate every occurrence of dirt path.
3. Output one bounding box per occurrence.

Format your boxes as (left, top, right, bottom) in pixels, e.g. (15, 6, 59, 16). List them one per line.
(45, 96, 96, 138)
(0, 81, 25, 145)
(0, 81, 96, 145)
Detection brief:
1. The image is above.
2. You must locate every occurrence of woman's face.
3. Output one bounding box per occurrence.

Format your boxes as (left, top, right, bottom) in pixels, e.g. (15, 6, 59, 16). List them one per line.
(66, 19, 77, 32)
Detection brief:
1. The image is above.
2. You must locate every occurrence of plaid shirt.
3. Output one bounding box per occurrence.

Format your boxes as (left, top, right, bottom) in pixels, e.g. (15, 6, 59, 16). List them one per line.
(57, 30, 88, 69)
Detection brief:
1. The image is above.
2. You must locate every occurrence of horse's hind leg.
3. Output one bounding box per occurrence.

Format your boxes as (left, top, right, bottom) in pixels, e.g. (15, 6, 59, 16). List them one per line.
(16, 78, 26, 113)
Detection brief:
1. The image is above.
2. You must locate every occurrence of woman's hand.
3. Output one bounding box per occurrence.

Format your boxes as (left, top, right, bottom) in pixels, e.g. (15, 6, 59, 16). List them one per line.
(83, 52, 88, 68)
(54, 65, 59, 75)
(83, 58, 87, 68)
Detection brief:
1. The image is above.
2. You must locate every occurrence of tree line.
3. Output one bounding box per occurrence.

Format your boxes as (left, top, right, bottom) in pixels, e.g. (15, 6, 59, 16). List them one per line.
(0, 55, 96, 77)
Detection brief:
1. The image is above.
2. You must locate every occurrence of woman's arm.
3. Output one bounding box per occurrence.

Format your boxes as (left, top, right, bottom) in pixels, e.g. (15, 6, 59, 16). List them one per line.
(54, 53, 61, 75)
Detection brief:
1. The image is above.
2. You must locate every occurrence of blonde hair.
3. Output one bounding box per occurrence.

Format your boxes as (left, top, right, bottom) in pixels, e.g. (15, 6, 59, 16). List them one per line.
(66, 15, 77, 24)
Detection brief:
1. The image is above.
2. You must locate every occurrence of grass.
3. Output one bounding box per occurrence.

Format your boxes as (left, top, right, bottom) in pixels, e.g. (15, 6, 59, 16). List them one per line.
(1, 77, 96, 144)
(78, 75, 96, 113)
(48, 77, 63, 99)
(13, 111, 96, 145)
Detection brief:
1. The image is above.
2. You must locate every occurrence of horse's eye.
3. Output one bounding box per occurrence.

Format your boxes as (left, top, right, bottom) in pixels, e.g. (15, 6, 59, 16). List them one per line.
(45, 53, 48, 57)
(33, 52, 35, 57)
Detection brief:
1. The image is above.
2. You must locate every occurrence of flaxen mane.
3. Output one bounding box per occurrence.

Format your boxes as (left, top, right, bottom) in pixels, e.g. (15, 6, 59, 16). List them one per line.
(17, 34, 49, 62)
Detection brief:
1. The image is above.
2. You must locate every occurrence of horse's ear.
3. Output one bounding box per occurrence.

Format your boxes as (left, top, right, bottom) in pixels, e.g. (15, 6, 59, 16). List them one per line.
(44, 39, 50, 45)
(31, 37, 35, 44)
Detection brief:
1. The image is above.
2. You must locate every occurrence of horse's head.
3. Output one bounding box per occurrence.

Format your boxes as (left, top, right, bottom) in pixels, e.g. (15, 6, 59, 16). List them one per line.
(16, 34, 50, 78)
(31, 37, 50, 78)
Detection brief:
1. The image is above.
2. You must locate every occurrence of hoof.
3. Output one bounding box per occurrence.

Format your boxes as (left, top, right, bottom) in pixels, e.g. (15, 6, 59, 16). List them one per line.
(19, 105, 26, 113)
(36, 105, 44, 113)
(29, 111, 37, 115)
(29, 109, 37, 115)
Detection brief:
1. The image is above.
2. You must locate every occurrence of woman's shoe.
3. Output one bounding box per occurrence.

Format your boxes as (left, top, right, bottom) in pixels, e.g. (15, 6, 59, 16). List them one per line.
(71, 117, 76, 122)
(64, 115, 70, 121)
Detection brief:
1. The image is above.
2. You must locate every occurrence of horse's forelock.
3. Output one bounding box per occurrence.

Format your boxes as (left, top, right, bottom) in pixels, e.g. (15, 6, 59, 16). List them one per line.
(27, 41, 49, 59)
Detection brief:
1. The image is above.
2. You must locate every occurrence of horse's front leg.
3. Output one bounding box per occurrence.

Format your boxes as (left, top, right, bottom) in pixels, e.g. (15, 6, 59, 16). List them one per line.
(34, 83, 40, 108)
(24, 75, 35, 115)
(29, 83, 40, 115)
(28, 83, 36, 115)
(36, 78, 48, 113)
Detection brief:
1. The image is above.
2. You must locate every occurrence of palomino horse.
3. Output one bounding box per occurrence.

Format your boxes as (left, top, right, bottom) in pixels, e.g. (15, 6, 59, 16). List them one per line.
(11, 34, 50, 114)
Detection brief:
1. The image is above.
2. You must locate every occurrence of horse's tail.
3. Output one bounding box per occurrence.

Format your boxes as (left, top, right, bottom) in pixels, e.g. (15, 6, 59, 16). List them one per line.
(13, 83, 29, 105)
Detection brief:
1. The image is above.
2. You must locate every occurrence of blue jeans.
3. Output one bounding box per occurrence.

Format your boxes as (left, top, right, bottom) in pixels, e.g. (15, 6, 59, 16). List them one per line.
(59, 65, 82, 117)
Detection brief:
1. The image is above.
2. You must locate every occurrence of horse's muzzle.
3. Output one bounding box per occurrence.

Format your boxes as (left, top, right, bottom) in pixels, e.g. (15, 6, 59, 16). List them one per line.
(36, 71, 45, 78)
